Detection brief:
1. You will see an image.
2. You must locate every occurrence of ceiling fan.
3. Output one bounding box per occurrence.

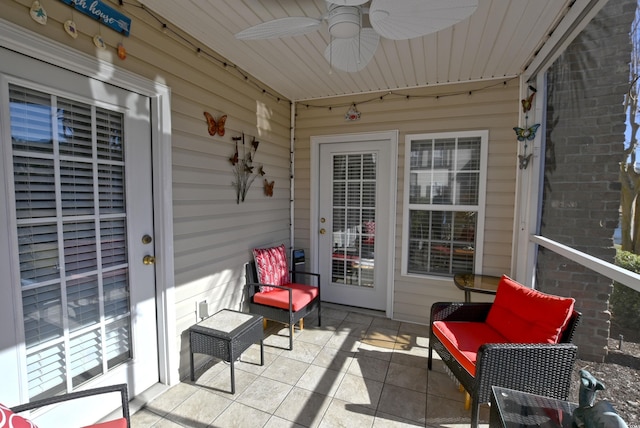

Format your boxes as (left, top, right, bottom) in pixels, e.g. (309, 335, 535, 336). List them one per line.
(235, 0, 478, 73)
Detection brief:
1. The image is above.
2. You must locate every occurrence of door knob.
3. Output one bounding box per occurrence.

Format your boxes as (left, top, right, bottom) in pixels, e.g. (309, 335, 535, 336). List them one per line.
(319, 228, 326, 235)
(143, 255, 156, 265)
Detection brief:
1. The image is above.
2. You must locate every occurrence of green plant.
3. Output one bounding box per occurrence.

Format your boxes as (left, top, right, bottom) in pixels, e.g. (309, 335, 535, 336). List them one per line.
(611, 250, 640, 330)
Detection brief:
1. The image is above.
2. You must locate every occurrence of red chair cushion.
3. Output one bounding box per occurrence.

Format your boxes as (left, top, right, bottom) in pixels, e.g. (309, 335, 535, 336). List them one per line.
(253, 283, 319, 311)
(82, 418, 127, 428)
(252, 244, 289, 292)
(485, 275, 575, 344)
(363, 221, 375, 245)
(0, 403, 38, 428)
(432, 321, 509, 376)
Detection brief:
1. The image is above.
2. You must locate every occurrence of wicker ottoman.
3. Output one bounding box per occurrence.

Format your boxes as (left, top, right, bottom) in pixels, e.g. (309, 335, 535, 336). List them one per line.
(189, 309, 264, 393)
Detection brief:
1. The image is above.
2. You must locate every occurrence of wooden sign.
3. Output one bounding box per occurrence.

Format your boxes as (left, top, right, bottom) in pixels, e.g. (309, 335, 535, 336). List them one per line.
(59, 0, 131, 36)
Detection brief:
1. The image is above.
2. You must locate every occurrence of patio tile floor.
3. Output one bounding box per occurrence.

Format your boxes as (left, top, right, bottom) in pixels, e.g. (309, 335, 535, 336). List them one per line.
(130, 303, 489, 427)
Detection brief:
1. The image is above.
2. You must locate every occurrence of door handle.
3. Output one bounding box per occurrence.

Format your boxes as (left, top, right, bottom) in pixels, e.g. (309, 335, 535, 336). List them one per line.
(319, 228, 326, 235)
(143, 255, 156, 265)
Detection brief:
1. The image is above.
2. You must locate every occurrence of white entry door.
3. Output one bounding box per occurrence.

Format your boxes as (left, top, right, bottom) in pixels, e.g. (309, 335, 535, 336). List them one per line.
(315, 132, 397, 311)
(0, 48, 158, 425)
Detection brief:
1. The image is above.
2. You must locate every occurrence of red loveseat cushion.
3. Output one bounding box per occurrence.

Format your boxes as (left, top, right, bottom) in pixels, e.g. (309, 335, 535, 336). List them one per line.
(485, 275, 575, 344)
(0, 403, 38, 428)
(253, 283, 319, 311)
(432, 321, 509, 376)
(82, 418, 127, 428)
(253, 244, 289, 292)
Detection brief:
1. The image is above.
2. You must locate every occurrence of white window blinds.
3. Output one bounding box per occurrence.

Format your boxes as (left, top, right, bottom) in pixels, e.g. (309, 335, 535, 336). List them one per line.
(9, 84, 131, 400)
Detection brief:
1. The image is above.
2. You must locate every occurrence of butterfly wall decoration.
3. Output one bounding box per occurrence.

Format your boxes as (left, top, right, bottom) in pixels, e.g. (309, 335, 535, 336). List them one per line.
(518, 154, 533, 169)
(521, 92, 535, 113)
(264, 180, 274, 197)
(514, 86, 539, 170)
(513, 123, 540, 141)
(521, 85, 537, 113)
(204, 112, 227, 137)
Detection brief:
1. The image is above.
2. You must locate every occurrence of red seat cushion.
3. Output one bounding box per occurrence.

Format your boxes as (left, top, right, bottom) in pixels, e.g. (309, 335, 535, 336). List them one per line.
(253, 283, 319, 311)
(485, 275, 575, 344)
(0, 403, 38, 428)
(432, 321, 509, 376)
(82, 418, 127, 428)
(252, 244, 289, 293)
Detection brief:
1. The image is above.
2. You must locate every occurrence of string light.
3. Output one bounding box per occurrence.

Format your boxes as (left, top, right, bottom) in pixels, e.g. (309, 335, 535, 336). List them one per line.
(117, 1, 515, 111)
(118, 0, 287, 103)
(297, 80, 514, 111)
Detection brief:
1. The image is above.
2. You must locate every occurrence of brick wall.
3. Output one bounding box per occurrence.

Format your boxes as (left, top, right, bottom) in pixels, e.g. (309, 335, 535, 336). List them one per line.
(537, 0, 636, 362)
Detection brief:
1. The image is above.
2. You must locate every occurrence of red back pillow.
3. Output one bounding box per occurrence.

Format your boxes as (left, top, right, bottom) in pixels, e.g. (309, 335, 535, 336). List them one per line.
(0, 403, 38, 428)
(252, 244, 289, 292)
(485, 275, 575, 344)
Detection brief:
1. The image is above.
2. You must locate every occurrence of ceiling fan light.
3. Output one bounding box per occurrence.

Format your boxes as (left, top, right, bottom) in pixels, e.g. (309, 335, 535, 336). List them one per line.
(327, 5, 361, 38)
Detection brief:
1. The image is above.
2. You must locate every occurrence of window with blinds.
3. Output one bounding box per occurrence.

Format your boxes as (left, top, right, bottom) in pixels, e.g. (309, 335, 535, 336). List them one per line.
(331, 153, 376, 287)
(9, 84, 132, 400)
(405, 134, 485, 276)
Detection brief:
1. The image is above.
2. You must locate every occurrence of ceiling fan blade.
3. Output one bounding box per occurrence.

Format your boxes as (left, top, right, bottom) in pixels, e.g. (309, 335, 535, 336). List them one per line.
(328, 0, 368, 5)
(369, 0, 478, 40)
(324, 28, 380, 72)
(235, 17, 322, 40)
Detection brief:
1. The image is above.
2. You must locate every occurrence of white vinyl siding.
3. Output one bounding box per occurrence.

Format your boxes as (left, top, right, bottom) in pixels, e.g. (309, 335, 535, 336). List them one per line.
(295, 79, 518, 324)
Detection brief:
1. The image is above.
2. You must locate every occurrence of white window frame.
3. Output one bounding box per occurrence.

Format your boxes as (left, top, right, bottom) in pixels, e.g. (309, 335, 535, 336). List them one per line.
(401, 130, 489, 278)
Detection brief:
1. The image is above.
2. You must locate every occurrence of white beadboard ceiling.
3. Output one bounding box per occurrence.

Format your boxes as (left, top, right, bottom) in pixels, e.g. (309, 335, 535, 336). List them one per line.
(138, 0, 576, 101)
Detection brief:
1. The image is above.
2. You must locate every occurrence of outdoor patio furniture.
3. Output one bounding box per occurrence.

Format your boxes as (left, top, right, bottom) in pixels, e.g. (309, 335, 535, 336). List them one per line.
(189, 308, 264, 393)
(245, 244, 321, 350)
(4, 383, 130, 428)
(428, 275, 581, 428)
(490, 385, 578, 428)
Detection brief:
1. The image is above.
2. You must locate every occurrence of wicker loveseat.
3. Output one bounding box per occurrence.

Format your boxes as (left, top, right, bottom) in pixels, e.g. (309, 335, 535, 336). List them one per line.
(245, 244, 321, 350)
(427, 275, 581, 428)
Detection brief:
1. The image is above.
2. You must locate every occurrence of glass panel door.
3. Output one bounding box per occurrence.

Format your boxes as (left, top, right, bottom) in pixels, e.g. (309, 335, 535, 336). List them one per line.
(318, 136, 394, 311)
(330, 153, 376, 288)
(10, 84, 132, 400)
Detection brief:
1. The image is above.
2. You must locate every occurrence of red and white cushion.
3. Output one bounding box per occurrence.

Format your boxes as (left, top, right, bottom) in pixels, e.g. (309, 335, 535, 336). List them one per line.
(0, 403, 38, 428)
(252, 244, 289, 293)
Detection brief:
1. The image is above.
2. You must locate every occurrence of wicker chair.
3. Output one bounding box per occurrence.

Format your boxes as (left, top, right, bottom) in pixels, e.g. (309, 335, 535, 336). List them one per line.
(428, 301, 581, 428)
(7, 383, 130, 428)
(245, 252, 321, 350)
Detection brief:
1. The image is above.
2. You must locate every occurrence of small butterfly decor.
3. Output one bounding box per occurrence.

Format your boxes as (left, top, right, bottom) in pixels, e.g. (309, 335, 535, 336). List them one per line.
(204, 112, 227, 137)
(264, 179, 275, 197)
(230, 133, 266, 203)
(513, 86, 539, 169)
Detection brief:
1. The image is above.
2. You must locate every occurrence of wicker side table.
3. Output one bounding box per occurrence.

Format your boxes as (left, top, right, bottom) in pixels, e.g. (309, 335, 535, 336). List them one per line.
(189, 309, 264, 393)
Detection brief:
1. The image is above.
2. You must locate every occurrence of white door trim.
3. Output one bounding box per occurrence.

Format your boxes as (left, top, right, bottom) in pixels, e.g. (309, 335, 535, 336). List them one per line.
(310, 130, 398, 318)
(0, 19, 178, 387)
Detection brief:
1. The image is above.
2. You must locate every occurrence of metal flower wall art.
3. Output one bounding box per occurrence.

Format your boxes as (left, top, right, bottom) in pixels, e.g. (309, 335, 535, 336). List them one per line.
(230, 133, 265, 203)
(513, 86, 539, 169)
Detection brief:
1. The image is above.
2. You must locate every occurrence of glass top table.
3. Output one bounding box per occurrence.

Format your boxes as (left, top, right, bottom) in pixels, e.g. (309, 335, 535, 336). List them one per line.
(490, 386, 578, 428)
(453, 273, 501, 302)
